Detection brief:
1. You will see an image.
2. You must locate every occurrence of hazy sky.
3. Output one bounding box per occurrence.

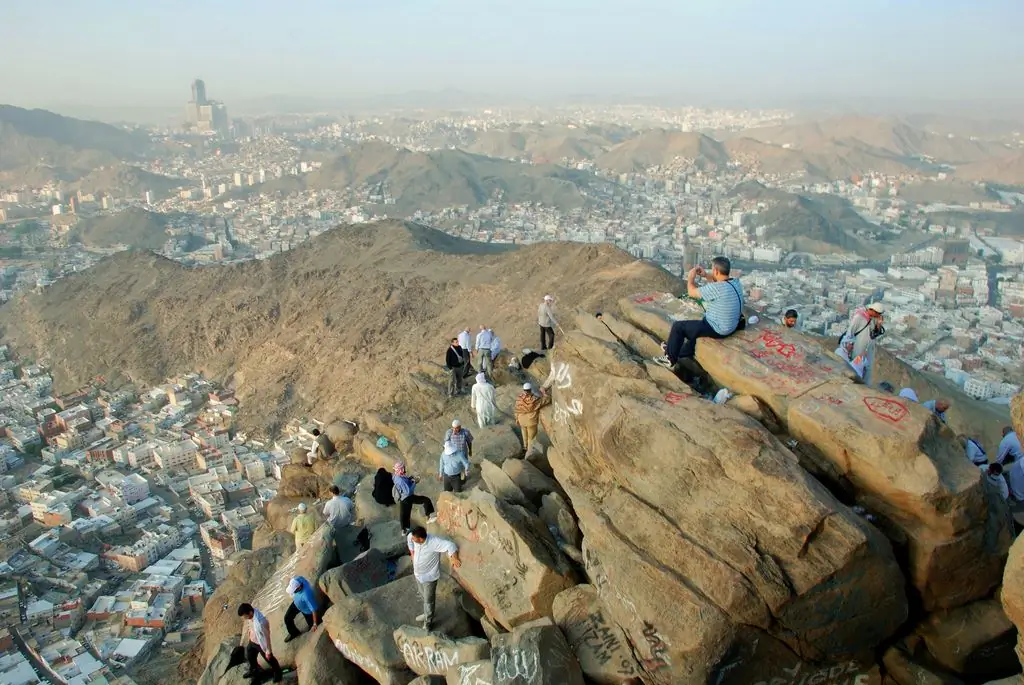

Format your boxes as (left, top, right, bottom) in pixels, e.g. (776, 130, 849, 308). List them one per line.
(3, 0, 1022, 109)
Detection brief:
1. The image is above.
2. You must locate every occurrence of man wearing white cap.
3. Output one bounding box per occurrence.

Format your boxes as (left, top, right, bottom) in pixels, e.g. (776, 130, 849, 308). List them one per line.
(283, 576, 320, 643)
(289, 502, 317, 548)
(514, 383, 550, 451)
(841, 302, 886, 384)
(444, 419, 474, 461)
(538, 295, 558, 351)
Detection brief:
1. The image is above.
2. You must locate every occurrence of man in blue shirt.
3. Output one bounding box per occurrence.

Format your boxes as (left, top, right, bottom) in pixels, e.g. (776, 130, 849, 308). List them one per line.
(921, 398, 950, 424)
(438, 440, 471, 493)
(283, 576, 320, 642)
(657, 256, 744, 367)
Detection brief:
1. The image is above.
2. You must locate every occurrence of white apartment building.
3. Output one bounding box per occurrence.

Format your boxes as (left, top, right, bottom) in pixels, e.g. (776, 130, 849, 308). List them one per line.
(154, 440, 198, 470)
(964, 377, 994, 401)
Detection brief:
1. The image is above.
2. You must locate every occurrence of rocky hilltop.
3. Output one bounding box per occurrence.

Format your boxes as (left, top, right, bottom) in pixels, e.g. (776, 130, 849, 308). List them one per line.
(1, 222, 1020, 684)
(187, 294, 1021, 685)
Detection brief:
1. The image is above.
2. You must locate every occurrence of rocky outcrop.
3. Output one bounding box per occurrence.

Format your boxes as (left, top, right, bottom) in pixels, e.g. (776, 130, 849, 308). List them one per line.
(295, 629, 365, 685)
(542, 326, 908, 684)
(619, 293, 1012, 610)
(323, 575, 473, 685)
(392, 627, 490, 677)
(490, 618, 585, 685)
(551, 585, 641, 684)
(915, 598, 1018, 680)
(1011, 393, 1022, 437)
(435, 490, 577, 630)
(1001, 538, 1024, 667)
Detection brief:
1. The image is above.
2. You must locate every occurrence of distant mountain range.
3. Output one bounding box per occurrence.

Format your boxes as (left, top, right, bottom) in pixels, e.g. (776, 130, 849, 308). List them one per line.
(251, 140, 603, 213)
(590, 117, 1023, 184)
(70, 163, 187, 199)
(0, 104, 151, 182)
(463, 123, 632, 163)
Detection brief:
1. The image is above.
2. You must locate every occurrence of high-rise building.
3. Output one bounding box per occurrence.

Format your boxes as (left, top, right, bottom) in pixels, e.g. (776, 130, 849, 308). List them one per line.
(185, 79, 229, 135)
(191, 79, 207, 105)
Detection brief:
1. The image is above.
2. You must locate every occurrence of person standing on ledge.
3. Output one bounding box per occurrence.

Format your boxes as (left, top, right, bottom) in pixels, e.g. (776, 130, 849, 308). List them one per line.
(393, 462, 437, 534)
(474, 325, 495, 376)
(470, 373, 497, 428)
(407, 525, 461, 631)
(538, 295, 558, 351)
(444, 337, 468, 398)
(840, 302, 885, 384)
(655, 256, 743, 368)
(289, 502, 317, 548)
(515, 383, 551, 451)
(438, 440, 471, 493)
(283, 576, 321, 643)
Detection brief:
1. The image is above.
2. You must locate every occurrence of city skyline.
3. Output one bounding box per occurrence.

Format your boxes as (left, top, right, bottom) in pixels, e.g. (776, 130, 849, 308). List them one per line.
(1, 0, 1023, 113)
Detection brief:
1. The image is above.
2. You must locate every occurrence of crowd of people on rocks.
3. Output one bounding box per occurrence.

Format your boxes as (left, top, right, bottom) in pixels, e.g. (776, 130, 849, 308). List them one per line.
(233, 264, 1021, 681)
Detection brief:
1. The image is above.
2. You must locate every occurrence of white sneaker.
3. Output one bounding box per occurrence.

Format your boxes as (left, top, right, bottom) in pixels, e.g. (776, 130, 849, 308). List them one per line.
(427, 514, 438, 524)
(653, 355, 673, 368)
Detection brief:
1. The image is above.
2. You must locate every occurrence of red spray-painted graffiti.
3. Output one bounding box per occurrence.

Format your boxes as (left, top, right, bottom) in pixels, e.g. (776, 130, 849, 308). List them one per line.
(663, 392, 686, 405)
(633, 295, 656, 304)
(863, 397, 908, 424)
(754, 330, 799, 359)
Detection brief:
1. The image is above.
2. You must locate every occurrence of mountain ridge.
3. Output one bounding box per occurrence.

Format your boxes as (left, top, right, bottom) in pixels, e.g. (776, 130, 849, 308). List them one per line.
(0, 220, 678, 434)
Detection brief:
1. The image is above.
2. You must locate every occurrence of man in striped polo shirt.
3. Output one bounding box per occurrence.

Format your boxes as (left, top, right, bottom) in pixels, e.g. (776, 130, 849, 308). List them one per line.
(657, 256, 744, 367)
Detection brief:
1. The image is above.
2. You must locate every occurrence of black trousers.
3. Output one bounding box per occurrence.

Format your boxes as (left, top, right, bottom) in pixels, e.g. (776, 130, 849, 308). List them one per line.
(400, 494, 434, 530)
(284, 601, 319, 637)
(442, 474, 464, 493)
(246, 641, 282, 680)
(540, 326, 555, 350)
(666, 318, 724, 363)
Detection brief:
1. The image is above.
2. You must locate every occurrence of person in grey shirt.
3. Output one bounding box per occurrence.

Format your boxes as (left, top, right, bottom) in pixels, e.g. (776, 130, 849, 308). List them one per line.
(537, 295, 558, 350)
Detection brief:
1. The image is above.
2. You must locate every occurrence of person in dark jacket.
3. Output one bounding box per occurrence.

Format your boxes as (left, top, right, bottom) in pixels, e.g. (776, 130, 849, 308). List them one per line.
(520, 348, 546, 370)
(372, 467, 396, 506)
(445, 337, 468, 398)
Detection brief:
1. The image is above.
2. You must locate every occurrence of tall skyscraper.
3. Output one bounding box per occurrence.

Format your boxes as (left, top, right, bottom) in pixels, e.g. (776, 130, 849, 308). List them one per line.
(185, 79, 228, 135)
(191, 79, 207, 105)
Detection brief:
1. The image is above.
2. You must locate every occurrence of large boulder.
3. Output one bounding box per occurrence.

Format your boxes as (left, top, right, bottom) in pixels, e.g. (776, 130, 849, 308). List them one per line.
(490, 617, 585, 685)
(296, 628, 365, 685)
(318, 547, 391, 601)
(1013, 393, 1022, 436)
(446, 660, 495, 685)
(278, 464, 324, 499)
(542, 329, 909, 684)
(538, 492, 581, 549)
(620, 293, 1011, 610)
(392, 627, 490, 677)
(1002, 537, 1024, 665)
(249, 525, 338, 665)
(916, 598, 1019, 680)
(479, 460, 530, 508)
(501, 459, 558, 506)
(551, 585, 641, 684)
(325, 419, 359, 453)
(434, 489, 577, 629)
(323, 575, 473, 685)
(882, 645, 964, 685)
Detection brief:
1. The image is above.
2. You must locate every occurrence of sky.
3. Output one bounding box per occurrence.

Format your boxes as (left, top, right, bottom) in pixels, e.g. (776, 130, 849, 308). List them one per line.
(2, 0, 1023, 111)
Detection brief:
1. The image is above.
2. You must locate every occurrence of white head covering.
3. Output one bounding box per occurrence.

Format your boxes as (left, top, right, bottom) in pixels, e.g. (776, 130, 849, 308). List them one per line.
(443, 441, 457, 456)
(297, 502, 307, 513)
(867, 302, 886, 313)
(543, 295, 553, 301)
(475, 373, 487, 384)
(287, 578, 301, 595)
(451, 419, 461, 428)
(522, 348, 532, 355)
(523, 383, 533, 391)
(898, 388, 919, 402)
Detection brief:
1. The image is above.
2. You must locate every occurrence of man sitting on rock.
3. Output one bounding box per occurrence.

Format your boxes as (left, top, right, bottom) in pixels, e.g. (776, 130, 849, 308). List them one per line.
(237, 603, 282, 682)
(289, 502, 317, 547)
(407, 525, 461, 631)
(283, 576, 321, 643)
(393, 462, 437, 534)
(655, 256, 744, 368)
(311, 429, 335, 461)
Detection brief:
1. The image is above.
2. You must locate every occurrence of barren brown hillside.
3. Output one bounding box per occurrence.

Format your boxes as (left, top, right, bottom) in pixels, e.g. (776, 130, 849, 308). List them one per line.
(0, 220, 679, 434)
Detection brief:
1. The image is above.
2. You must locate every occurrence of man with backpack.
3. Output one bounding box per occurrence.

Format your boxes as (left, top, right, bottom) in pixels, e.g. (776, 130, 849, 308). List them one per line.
(655, 256, 744, 367)
(838, 303, 885, 384)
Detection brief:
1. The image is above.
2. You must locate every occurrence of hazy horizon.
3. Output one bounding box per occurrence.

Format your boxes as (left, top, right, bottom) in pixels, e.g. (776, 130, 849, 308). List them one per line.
(2, 0, 1024, 117)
